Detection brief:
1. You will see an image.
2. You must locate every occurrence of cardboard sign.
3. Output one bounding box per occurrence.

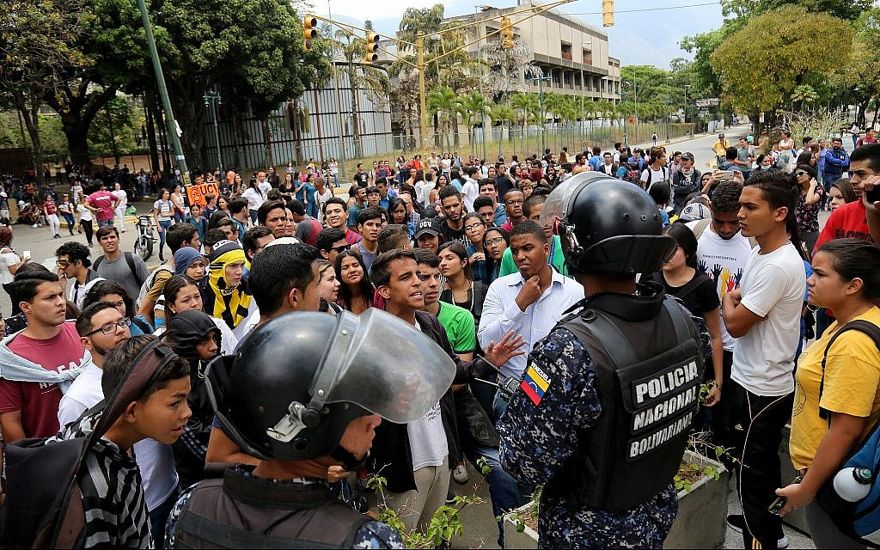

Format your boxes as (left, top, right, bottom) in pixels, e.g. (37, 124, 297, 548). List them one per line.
(185, 183, 219, 207)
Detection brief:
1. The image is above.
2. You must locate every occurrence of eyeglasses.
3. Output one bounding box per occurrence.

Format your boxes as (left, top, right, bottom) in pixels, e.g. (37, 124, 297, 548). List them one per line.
(85, 317, 131, 337)
(485, 236, 505, 246)
(464, 223, 484, 231)
(331, 244, 349, 253)
(795, 171, 808, 177)
(507, 199, 524, 206)
(55, 259, 69, 267)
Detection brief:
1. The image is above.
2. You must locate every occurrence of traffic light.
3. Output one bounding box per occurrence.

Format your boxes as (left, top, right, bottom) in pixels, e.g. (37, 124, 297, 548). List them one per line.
(363, 32, 379, 63)
(303, 14, 318, 51)
(500, 16, 514, 49)
(602, 0, 614, 27)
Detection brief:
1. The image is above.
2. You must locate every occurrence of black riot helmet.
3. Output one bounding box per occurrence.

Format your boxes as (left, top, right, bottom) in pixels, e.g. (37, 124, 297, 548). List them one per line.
(205, 309, 455, 461)
(541, 172, 676, 274)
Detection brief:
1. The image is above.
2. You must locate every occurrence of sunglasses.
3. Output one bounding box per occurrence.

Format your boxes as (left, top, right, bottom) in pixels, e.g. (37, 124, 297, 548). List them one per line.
(795, 171, 808, 177)
(331, 244, 349, 253)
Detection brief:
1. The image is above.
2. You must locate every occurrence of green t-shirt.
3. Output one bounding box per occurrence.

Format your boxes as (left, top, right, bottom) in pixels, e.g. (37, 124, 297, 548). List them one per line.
(499, 234, 569, 278)
(435, 301, 477, 354)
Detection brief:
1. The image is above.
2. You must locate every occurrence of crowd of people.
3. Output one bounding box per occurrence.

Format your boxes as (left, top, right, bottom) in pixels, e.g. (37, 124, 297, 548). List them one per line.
(1, 131, 880, 550)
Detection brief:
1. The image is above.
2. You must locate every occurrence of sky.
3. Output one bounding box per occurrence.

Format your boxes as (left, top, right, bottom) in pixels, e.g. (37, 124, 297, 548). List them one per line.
(309, 0, 727, 69)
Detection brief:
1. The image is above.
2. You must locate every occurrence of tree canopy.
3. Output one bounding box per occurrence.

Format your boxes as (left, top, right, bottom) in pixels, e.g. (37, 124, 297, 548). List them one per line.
(709, 6, 852, 122)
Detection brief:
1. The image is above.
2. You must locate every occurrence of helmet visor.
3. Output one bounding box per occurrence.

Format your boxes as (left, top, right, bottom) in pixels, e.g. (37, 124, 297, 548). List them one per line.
(311, 309, 456, 424)
(541, 172, 608, 228)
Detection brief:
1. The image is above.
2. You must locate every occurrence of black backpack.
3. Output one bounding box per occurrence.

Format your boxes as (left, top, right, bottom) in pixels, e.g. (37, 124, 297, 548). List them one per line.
(0, 341, 178, 547)
(93, 251, 145, 288)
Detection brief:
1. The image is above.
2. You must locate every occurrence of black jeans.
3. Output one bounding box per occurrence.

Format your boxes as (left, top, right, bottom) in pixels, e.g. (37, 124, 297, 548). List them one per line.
(730, 380, 794, 550)
(80, 219, 94, 245)
(710, 351, 738, 467)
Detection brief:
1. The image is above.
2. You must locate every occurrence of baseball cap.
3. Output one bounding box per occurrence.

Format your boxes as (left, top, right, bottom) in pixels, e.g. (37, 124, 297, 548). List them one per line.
(679, 202, 711, 222)
(414, 218, 441, 240)
(681, 153, 694, 161)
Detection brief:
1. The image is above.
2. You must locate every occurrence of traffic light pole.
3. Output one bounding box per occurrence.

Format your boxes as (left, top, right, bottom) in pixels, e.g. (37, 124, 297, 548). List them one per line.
(136, 0, 189, 183)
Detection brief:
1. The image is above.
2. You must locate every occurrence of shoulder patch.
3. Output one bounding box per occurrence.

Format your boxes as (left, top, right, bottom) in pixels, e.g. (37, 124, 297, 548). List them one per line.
(520, 362, 552, 406)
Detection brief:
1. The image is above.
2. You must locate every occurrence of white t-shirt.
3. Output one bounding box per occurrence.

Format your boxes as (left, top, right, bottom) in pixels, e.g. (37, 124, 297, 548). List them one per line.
(731, 243, 805, 396)
(153, 199, 173, 222)
(242, 187, 264, 211)
(258, 180, 272, 198)
(461, 178, 479, 212)
(57, 362, 179, 510)
(689, 221, 754, 351)
(406, 320, 448, 470)
(640, 166, 668, 186)
(77, 203, 93, 222)
(111, 189, 127, 209)
(407, 401, 448, 471)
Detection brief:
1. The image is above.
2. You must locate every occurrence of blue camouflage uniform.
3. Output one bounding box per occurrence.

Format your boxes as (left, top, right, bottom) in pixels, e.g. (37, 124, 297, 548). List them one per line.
(498, 326, 678, 548)
(164, 466, 404, 549)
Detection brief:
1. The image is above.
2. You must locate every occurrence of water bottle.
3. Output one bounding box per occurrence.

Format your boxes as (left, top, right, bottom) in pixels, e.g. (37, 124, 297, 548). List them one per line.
(833, 467, 873, 502)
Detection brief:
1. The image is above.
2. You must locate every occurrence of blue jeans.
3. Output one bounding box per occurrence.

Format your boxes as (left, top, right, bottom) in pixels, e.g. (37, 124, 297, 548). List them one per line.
(97, 219, 114, 228)
(158, 219, 172, 258)
(248, 209, 258, 223)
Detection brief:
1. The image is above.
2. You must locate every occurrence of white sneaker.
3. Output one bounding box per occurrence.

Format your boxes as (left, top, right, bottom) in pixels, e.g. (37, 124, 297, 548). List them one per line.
(452, 463, 470, 484)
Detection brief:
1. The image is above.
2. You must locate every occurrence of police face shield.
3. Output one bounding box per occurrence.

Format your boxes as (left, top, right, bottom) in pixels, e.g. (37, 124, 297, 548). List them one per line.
(308, 308, 455, 424)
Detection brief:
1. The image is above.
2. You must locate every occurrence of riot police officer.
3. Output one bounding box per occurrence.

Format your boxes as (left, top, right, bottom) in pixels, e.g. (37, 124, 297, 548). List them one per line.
(498, 173, 705, 548)
(165, 308, 457, 548)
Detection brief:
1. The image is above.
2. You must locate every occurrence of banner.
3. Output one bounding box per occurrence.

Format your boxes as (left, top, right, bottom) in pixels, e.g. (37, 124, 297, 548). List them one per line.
(185, 183, 219, 207)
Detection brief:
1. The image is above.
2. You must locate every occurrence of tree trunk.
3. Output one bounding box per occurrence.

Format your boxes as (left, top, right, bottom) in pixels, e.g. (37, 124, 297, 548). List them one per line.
(144, 93, 160, 173)
(261, 118, 274, 168)
(18, 98, 45, 186)
(347, 64, 363, 159)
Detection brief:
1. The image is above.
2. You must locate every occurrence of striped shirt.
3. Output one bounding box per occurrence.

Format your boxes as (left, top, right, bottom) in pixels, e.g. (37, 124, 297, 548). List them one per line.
(53, 412, 153, 548)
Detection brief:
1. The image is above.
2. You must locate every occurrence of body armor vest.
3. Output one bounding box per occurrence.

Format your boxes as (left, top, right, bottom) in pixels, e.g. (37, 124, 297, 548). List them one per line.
(547, 286, 703, 512)
(173, 467, 368, 549)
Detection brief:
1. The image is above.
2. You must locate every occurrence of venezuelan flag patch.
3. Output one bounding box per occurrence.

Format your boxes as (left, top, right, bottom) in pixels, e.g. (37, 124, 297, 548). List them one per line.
(520, 363, 551, 406)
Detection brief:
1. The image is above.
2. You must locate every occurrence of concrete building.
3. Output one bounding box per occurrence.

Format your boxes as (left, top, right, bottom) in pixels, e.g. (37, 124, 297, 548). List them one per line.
(446, 3, 621, 102)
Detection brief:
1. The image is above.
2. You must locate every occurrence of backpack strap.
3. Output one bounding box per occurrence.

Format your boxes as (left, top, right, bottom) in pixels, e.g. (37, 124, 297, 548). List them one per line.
(123, 252, 145, 287)
(819, 320, 880, 422)
(691, 218, 711, 240)
(92, 255, 103, 271)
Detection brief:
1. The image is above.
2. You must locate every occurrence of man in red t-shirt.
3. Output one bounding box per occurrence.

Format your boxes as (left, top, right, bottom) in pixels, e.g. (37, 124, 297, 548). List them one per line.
(0, 269, 87, 440)
(818, 144, 880, 254)
(85, 183, 120, 228)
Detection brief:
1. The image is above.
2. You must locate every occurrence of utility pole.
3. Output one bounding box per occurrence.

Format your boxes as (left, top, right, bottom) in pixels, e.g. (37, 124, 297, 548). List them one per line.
(136, 0, 189, 183)
(328, 1, 347, 182)
(203, 91, 223, 172)
(526, 74, 551, 153)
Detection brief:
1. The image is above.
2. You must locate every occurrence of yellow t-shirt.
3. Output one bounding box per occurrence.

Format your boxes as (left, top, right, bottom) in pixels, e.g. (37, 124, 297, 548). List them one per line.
(790, 306, 880, 470)
(712, 140, 729, 156)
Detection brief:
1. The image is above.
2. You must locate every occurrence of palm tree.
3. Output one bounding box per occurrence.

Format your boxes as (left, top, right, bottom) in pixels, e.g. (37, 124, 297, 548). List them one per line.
(490, 103, 516, 144)
(427, 86, 462, 149)
(331, 24, 391, 158)
(459, 91, 490, 154)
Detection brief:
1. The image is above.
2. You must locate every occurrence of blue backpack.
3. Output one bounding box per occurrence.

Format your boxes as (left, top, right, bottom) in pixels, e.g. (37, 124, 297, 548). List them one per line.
(816, 320, 880, 546)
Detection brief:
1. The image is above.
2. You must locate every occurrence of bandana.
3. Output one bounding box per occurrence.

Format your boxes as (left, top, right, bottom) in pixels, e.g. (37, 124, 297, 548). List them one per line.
(206, 246, 251, 329)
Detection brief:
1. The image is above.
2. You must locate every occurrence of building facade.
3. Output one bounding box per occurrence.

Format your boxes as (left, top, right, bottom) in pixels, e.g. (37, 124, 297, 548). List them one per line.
(447, 3, 621, 102)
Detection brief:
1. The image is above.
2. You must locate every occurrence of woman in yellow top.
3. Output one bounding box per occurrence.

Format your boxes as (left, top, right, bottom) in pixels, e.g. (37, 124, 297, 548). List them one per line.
(777, 238, 880, 548)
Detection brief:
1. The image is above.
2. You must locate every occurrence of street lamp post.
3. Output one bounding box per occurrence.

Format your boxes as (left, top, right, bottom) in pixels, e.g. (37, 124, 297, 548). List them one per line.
(203, 91, 223, 172)
(136, 0, 189, 183)
(684, 84, 692, 138)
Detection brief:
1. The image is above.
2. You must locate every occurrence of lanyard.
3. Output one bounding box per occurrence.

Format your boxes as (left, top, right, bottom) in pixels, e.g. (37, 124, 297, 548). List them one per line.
(548, 237, 556, 267)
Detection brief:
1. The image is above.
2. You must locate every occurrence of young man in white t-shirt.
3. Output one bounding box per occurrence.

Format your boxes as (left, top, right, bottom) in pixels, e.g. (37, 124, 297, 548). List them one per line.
(721, 170, 805, 550)
(58, 302, 180, 548)
(639, 146, 669, 190)
(687, 180, 754, 452)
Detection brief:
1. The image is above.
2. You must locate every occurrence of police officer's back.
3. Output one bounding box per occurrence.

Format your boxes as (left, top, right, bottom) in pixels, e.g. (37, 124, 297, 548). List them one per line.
(165, 309, 457, 548)
(498, 173, 704, 548)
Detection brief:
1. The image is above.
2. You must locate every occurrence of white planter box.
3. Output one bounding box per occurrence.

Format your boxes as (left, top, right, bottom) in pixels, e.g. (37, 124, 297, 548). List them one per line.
(501, 450, 729, 549)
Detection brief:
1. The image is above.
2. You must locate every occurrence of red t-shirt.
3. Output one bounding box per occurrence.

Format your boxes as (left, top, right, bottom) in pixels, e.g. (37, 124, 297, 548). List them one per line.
(0, 323, 86, 438)
(344, 228, 362, 245)
(43, 200, 57, 215)
(87, 190, 116, 221)
(814, 200, 875, 255)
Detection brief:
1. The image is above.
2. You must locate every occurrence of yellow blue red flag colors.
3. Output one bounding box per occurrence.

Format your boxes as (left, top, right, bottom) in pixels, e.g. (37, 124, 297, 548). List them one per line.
(520, 363, 551, 406)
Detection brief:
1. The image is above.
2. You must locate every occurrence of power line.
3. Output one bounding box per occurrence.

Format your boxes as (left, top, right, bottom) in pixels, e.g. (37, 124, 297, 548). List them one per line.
(563, 1, 720, 16)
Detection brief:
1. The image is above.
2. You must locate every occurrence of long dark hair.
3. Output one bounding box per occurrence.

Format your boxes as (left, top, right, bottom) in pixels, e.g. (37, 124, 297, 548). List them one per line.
(162, 275, 200, 321)
(334, 250, 374, 308)
(483, 226, 510, 283)
(82, 279, 135, 319)
(665, 223, 698, 268)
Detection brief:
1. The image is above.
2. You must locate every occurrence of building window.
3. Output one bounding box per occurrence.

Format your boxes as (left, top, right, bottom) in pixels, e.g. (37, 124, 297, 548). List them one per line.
(561, 43, 572, 61)
(582, 49, 592, 65)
